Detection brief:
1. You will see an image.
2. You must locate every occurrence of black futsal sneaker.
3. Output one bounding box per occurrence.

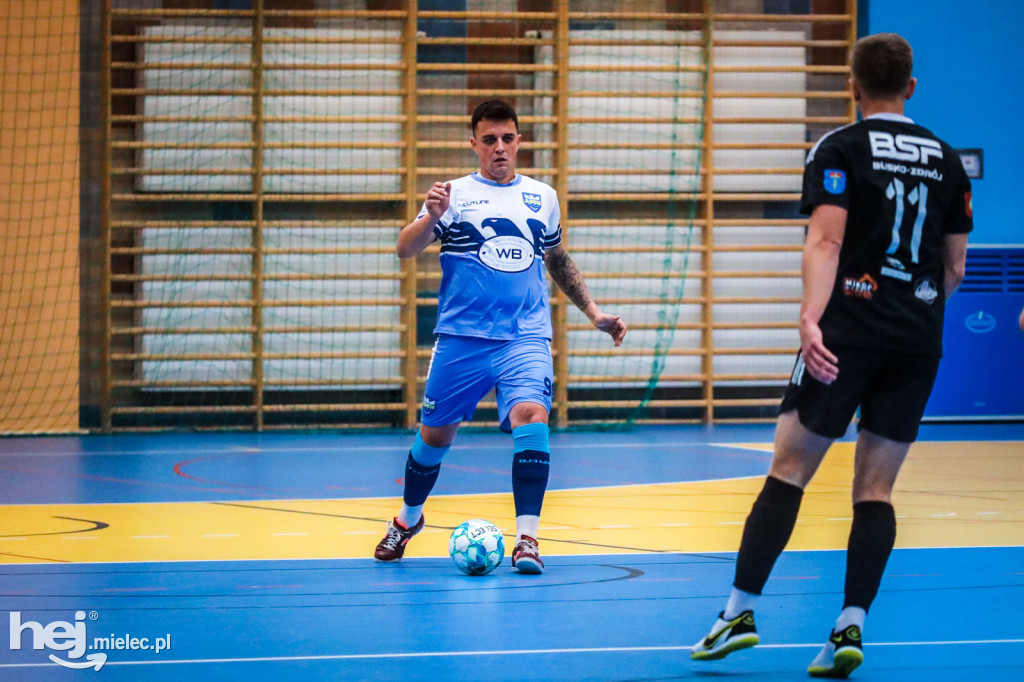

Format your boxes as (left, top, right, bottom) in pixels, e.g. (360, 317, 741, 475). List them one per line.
(511, 535, 544, 574)
(690, 610, 759, 661)
(807, 625, 864, 678)
(373, 515, 424, 562)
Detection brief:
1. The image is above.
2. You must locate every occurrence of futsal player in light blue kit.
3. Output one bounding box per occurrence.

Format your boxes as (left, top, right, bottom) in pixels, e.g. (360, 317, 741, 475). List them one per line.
(373, 100, 627, 572)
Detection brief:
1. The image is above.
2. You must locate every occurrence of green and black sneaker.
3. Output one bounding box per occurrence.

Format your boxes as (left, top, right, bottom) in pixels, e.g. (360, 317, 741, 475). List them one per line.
(690, 610, 759, 661)
(807, 625, 864, 678)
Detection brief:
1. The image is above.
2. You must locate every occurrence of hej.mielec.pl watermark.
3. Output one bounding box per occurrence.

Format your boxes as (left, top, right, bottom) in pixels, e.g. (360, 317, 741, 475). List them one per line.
(9, 611, 171, 671)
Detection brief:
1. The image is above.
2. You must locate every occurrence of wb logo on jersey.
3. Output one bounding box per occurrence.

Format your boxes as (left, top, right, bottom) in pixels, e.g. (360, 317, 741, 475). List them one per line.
(521, 192, 542, 213)
(479, 235, 536, 273)
(869, 131, 943, 164)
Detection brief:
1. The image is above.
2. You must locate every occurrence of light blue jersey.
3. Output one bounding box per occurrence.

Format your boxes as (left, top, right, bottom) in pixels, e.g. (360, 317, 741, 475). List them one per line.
(419, 172, 562, 340)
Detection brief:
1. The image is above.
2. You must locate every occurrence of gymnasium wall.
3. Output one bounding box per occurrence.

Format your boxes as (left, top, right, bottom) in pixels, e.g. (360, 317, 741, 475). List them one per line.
(0, 0, 81, 433)
(867, 0, 1023, 246)
(6, 2, 1015, 433)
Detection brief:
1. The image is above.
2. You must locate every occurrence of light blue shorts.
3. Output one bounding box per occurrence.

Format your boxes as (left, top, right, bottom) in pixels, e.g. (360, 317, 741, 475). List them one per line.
(421, 334, 553, 433)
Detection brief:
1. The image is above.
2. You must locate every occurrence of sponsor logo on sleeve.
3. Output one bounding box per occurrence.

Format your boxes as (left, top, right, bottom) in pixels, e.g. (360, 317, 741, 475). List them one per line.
(965, 191, 973, 218)
(521, 192, 542, 212)
(824, 169, 846, 194)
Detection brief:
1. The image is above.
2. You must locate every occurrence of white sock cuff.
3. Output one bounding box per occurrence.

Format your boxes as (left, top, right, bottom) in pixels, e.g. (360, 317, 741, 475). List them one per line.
(515, 514, 540, 542)
(724, 587, 759, 620)
(397, 504, 423, 529)
(835, 606, 867, 631)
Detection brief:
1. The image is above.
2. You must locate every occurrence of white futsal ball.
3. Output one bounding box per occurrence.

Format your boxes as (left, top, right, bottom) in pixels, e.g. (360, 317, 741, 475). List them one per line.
(449, 519, 505, 576)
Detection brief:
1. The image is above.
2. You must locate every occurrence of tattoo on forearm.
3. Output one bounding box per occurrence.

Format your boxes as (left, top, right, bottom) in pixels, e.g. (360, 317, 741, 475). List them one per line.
(545, 247, 593, 311)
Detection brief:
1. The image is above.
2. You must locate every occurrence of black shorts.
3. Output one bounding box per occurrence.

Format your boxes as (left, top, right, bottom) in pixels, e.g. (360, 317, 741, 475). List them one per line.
(779, 347, 940, 442)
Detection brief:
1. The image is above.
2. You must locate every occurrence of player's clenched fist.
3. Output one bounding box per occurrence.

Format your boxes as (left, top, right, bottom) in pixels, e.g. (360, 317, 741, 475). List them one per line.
(425, 182, 451, 219)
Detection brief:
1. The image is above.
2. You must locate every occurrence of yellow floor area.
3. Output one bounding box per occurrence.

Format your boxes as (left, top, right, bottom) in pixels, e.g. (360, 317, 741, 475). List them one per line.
(1, 441, 1021, 565)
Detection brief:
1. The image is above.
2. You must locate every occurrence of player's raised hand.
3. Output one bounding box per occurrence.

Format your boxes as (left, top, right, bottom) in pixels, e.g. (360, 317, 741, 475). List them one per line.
(425, 182, 451, 219)
(593, 313, 627, 347)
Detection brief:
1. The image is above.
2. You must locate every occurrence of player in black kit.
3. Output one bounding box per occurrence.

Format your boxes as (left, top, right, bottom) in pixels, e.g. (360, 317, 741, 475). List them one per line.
(690, 33, 972, 678)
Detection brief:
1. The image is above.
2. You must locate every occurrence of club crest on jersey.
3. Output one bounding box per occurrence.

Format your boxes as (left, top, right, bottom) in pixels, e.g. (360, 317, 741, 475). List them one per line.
(824, 169, 846, 194)
(914, 278, 939, 306)
(521, 192, 542, 212)
(843, 273, 877, 299)
(478, 235, 536, 273)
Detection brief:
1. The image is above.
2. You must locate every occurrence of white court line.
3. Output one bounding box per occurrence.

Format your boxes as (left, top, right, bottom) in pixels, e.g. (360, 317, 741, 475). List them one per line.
(3, 639, 1024, 669)
(0, 441, 774, 458)
(0, 546, 1020, 568)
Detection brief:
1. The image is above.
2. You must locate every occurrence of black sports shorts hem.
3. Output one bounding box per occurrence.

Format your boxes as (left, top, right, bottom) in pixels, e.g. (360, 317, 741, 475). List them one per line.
(780, 347, 940, 443)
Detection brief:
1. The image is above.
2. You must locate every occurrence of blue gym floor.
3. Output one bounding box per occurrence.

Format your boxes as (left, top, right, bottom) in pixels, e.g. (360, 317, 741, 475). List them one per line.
(1, 423, 1022, 681)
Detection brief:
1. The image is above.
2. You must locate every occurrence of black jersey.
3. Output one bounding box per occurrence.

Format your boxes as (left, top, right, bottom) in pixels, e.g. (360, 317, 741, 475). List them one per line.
(801, 113, 973, 356)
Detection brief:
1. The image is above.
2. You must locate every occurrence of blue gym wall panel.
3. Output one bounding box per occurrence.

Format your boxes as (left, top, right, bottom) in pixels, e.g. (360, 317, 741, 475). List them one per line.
(926, 247, 1024, 419)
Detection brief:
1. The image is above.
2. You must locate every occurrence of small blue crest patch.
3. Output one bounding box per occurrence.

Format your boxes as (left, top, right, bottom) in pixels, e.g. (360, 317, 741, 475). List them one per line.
(522, 192, 542, 213)
(824, 169, 846, 195)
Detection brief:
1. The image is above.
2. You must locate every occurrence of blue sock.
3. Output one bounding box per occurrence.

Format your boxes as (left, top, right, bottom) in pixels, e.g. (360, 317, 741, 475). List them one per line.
(511, 422, 550, 517)
(410, 431, 449, 467)
(402, 432, 449, 507)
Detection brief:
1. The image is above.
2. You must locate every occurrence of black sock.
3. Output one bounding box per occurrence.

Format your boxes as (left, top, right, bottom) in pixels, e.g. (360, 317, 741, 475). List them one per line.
(402, 453, 441, 507)
(512, 449, 550, 517)
(734, 475, 804, 595)
(844, 500, 897, 611)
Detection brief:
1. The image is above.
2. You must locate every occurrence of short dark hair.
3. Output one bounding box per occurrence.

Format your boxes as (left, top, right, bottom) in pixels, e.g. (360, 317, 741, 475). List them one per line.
(471, 99, 518, 134)
(851, 33, 913, 99)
